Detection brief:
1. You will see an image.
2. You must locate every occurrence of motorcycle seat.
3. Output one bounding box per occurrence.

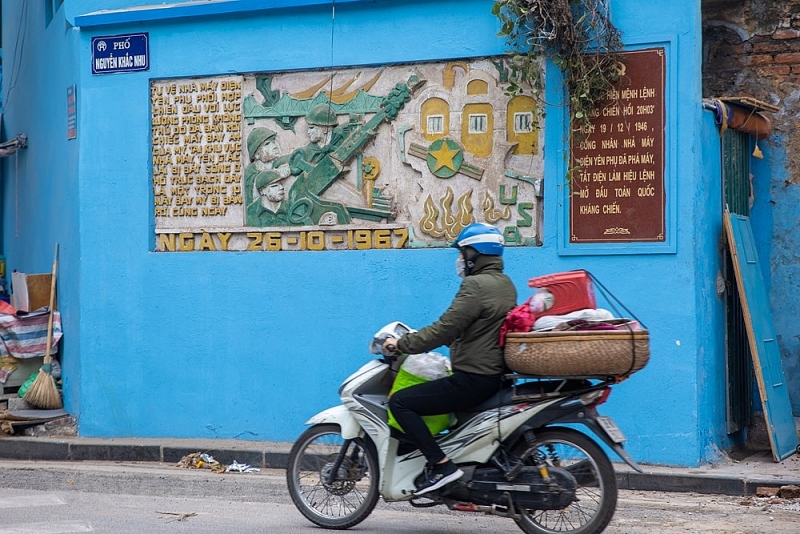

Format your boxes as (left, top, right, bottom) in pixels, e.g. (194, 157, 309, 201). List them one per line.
(457, 378, 592, 416)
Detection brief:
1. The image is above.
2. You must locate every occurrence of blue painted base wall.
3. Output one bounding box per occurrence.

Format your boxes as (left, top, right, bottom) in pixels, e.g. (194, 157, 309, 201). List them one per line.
(1, 0, 743, 467)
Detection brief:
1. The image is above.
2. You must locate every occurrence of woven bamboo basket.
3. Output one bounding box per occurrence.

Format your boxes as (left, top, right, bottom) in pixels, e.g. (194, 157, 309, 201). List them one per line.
(504, 329, 650, 379)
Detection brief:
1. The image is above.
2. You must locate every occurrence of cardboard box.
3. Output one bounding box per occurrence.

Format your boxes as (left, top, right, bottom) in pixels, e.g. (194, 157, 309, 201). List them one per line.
(11, 272, 56, 312)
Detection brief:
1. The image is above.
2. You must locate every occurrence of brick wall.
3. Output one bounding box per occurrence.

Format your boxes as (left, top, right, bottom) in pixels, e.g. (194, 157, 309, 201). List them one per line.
(703, 0, 800, 180)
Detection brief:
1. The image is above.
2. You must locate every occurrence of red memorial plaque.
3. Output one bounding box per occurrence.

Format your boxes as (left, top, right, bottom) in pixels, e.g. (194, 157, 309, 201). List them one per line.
(569, 48, 666, 243)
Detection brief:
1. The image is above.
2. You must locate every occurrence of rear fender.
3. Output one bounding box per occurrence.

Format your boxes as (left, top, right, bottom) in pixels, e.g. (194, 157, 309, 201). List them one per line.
(506, 402, 643, 473)
(305, 405, 363, 440)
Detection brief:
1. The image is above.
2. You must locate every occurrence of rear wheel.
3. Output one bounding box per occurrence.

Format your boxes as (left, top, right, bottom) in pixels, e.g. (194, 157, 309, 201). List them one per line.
(286, 424, 380, 529)
(512, 428, 617, 534)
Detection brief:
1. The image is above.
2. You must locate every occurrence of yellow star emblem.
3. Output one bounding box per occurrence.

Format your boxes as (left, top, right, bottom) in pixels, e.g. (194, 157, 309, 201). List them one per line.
(429, 142, 460, 173)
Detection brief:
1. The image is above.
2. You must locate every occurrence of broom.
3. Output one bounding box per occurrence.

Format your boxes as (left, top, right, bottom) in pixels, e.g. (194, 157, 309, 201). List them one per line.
(23, 244, 62, 409)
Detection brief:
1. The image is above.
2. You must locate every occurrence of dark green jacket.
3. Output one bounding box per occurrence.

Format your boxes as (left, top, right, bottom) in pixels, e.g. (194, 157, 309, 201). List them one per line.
(397, 254, 517, 375)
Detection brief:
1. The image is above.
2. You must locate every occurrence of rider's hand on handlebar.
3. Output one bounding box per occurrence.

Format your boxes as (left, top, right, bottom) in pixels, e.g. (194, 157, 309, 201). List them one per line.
(382, 338, 398, 355)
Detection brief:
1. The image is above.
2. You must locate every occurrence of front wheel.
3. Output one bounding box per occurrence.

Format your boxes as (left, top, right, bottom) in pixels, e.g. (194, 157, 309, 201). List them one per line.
(286, 424, 380, 529)
(512, 427, 618, 534)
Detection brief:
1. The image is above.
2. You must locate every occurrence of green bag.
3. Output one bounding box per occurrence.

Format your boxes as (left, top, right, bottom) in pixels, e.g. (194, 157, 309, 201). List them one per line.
(17, 372, 39, 398)
(387, 366, 454, 435)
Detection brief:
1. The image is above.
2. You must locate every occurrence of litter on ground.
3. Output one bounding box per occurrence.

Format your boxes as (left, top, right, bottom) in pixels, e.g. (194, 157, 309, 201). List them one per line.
(225, 460, 260, 473)
(177, 452, 260, 474)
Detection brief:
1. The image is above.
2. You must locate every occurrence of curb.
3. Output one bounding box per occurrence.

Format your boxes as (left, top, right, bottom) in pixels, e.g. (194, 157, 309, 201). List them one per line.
(0, 436, 291, 469)
(615, 467, 788, 496)
(1, 436, 798, 497)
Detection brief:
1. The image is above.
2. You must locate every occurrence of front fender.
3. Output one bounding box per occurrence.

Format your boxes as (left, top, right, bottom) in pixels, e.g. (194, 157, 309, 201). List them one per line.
(305, 405, 362, 439)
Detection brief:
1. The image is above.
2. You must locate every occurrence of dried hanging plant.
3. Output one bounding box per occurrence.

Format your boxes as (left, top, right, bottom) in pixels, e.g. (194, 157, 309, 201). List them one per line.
(493, 0, 623, 128)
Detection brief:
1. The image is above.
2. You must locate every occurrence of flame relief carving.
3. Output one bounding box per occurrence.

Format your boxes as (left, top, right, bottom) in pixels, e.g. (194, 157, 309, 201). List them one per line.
(420, 187, 474, 241)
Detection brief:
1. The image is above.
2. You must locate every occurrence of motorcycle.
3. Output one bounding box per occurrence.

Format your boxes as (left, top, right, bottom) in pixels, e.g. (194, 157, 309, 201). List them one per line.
(286, 321, 643, 534)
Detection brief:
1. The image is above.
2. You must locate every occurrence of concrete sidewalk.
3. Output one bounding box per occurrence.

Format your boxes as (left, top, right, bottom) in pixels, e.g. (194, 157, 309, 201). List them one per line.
(0, 434, 799, 497)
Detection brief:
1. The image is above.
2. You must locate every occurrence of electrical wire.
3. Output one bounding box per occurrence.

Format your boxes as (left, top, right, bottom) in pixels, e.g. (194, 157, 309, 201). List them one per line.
(3, 3, 29, 111)
(15, 150, 19, 237)
(329, 1, 336, 72)
(0, 135, 27, 156)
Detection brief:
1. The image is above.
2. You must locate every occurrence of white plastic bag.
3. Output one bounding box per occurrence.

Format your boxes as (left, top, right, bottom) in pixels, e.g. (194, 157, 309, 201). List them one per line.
(401, 352, 450, 381)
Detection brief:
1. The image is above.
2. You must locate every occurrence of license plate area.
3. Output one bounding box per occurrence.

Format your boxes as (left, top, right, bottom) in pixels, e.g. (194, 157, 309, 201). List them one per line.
(596, 415, 626, 443)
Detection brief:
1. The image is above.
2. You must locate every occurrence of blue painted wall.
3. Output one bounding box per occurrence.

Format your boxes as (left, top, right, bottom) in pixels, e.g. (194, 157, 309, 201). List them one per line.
(2, 0, 737, 466)
(1, 1, 83, 414)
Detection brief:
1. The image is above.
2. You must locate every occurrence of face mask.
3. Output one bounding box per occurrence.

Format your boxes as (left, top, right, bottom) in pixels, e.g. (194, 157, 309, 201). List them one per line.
(455, 255, 466, 278)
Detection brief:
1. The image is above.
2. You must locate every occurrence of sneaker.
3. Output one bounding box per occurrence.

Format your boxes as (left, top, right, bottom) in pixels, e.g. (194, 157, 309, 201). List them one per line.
(414, 460, 464, 496)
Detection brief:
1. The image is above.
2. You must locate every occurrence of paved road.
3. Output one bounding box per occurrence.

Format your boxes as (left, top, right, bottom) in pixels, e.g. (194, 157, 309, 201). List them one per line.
(0, 460, 798, 533)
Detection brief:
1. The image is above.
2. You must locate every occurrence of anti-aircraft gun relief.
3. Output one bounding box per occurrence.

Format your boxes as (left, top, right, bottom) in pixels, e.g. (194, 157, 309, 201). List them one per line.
(242, 72, 425, 229)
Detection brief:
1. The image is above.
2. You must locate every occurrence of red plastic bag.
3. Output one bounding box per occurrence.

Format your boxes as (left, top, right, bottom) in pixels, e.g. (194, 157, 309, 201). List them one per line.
(499, 297, 536, 347)
(0, 300, 16, 315)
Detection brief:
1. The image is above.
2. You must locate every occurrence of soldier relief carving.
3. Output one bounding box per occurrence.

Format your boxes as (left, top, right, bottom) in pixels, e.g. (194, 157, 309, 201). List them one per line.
(151, 59, 543, 251)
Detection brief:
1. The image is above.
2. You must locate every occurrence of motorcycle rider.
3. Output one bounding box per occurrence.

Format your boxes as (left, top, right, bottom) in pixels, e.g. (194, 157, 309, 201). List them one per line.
(383, 222, 517, 495)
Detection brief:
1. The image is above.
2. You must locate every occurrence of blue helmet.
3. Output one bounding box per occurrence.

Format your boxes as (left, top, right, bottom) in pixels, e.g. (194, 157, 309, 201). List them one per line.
(452, 223, 504, 256)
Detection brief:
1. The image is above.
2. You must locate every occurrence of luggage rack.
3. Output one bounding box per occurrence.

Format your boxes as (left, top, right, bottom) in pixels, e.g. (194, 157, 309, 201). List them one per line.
(505, 373, 612, 401)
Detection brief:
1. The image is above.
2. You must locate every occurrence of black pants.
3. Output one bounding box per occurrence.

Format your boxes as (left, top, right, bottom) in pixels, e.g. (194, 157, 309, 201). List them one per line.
(388, 371, 502, 465)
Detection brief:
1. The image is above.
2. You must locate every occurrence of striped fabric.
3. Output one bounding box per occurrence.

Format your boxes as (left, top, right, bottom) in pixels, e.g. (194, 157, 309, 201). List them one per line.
(0, 310, 62, 359)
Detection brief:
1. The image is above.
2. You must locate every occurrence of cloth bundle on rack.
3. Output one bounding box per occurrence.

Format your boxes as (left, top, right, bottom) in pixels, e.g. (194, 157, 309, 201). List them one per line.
(533, 308, 615, 331)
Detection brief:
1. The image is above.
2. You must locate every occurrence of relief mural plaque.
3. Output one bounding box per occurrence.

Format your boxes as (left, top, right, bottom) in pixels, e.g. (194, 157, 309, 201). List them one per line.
(569, 48, 666, 243)
(150, 59, 544, 252)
